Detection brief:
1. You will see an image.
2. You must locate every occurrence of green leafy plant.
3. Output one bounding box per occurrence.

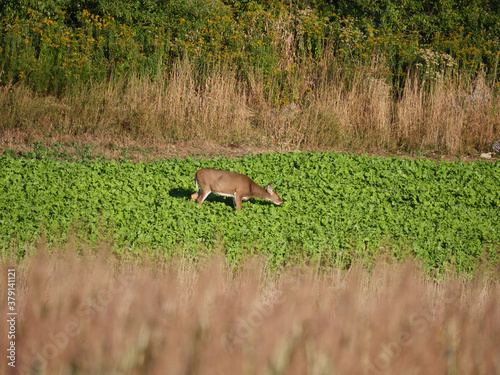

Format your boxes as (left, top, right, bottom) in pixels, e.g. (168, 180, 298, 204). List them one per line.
(1, 151, 498, 274)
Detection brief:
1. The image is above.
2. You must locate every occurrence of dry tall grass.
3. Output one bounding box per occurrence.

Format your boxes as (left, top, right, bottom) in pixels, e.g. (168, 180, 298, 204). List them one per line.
(397, 73, 498, 153)
(0, 60, 499, 155)
(1, 250, 499, 375)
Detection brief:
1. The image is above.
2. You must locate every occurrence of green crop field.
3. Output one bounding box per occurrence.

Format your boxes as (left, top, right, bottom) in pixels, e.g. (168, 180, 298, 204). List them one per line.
(1, 152, 499, 273)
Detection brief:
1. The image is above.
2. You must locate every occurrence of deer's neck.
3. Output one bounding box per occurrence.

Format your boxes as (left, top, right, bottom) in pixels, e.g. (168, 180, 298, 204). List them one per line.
(250, 184, 270, 199)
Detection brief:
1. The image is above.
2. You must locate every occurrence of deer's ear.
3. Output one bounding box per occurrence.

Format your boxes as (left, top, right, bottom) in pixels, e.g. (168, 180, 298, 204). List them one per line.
(266, 183, 273, 193)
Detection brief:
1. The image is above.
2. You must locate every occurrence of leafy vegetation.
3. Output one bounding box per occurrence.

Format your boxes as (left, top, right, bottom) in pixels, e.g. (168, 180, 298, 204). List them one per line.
(1, 0, 499, 96)
(1, 151, 498, 273)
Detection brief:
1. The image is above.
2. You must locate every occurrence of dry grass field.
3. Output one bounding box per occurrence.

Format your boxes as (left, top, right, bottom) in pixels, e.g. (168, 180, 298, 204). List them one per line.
(2, 246, 499, 375)
(1, 61, 499, 159)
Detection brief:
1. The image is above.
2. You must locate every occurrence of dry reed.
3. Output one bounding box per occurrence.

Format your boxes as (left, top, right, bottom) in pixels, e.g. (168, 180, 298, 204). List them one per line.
(0, 60, 499, 155)
(1, 249, 499, 375)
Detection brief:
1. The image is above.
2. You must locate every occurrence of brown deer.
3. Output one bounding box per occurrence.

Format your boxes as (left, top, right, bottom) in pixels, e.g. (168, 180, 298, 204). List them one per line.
(190, 169, 283, 211)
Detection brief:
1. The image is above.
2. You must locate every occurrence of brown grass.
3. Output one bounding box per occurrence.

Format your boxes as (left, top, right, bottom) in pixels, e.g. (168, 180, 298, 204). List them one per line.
(1, 249, 499, 375)
(0, 60, 499, 157)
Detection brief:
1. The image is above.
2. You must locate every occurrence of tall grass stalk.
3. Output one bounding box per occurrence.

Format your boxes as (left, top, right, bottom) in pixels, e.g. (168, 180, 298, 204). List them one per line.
(1, 249, 499, 374)
(1, 60, 499, 154)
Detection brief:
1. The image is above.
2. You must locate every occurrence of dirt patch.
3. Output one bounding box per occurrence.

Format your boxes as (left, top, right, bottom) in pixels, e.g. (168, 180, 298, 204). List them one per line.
(0, 130, 496, 162)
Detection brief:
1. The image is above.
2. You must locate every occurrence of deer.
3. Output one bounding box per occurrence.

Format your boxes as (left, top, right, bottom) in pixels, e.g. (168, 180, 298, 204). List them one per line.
(190, 168, 283, 211)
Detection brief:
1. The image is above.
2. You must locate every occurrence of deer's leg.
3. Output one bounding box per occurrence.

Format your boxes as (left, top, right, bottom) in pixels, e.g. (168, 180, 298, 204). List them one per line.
(197, 189, 211, 206)
(191, 177, 201, 201)
(233, 192, 243, 211)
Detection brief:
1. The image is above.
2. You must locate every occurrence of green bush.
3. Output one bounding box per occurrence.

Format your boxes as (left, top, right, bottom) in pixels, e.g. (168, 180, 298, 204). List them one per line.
(1, 0, 499, 96)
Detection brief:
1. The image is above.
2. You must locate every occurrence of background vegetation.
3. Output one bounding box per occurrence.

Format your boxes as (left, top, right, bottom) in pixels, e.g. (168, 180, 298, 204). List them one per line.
(1, 0, 499, 153)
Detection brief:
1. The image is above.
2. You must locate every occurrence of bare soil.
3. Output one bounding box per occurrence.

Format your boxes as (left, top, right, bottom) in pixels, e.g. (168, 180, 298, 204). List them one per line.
(1, 131, 496, 163)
